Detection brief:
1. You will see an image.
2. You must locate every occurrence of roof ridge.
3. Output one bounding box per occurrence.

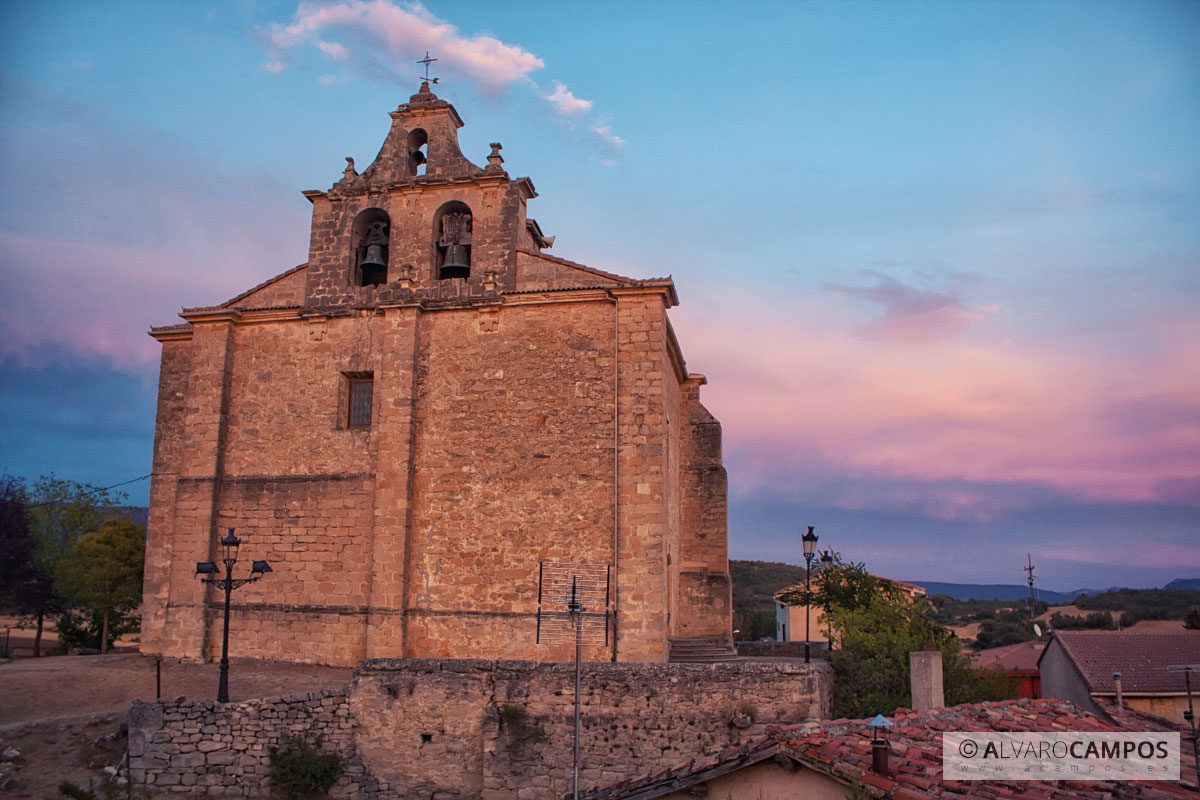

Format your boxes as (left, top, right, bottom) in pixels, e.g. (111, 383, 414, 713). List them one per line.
(221, 263, 308, 308)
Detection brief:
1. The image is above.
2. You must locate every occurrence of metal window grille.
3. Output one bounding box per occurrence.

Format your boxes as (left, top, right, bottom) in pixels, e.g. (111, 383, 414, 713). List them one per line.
(349, 379, 373, 427)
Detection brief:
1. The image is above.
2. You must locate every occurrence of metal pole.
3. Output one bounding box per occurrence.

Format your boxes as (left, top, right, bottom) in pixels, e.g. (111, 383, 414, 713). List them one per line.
(574, 605, 582, 800)
(217, 561, 233, 703)
(804, 557, 812, 664)
(1185, 668, 1200, 788)
(156, 657, 162, 701)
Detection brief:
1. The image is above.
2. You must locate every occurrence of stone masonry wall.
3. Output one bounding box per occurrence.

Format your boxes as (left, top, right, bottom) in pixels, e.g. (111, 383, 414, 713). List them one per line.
(130, 659, 832, 799)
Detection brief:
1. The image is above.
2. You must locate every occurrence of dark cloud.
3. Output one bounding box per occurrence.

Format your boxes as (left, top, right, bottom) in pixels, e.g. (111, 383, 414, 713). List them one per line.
(0, 357, 157, 505)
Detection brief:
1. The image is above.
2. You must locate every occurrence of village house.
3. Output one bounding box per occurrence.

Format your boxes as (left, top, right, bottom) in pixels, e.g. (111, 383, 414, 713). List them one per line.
(972, 639, 1046, 699)
(1038, 630, 1200, 726)
(139, 81, 732, 667)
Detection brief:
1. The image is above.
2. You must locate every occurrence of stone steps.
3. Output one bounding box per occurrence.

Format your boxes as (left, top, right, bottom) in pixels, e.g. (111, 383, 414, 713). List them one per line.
(667, 635, 741, 663)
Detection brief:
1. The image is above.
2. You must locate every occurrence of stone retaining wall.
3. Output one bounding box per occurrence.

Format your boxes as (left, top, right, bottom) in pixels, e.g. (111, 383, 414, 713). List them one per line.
(130, 658, 831, 799)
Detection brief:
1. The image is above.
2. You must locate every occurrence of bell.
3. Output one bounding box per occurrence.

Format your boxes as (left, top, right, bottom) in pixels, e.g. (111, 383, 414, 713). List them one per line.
(360, 243, 387, 286)
(439, 244, 470, 279)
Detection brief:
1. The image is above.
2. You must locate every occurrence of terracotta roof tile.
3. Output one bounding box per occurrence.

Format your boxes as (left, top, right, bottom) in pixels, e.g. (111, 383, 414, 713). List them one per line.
(1045, 631, 1200, 694)
(580, 697, 1193, 799)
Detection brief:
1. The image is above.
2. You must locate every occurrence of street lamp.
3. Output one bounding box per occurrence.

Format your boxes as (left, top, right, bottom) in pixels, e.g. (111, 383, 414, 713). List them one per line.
(195, 528, 271, 702)
(802, 526, 818, 663)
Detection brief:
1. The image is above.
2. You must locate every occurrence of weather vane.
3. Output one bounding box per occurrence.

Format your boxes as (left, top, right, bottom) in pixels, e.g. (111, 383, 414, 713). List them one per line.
(417, 51, 439, 85)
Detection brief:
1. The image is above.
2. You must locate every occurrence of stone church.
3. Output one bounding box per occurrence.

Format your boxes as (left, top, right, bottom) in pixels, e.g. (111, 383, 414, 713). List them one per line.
(140, 82, 731, 667)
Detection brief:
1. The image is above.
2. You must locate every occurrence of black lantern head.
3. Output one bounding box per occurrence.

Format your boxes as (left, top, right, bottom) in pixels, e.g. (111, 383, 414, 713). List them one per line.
(820, 549, 833, 567)
(802, 526, 818, 558)
(220, 528, 241, 566)
(195, 561, 218, 576)
(251, 560, 272, 576)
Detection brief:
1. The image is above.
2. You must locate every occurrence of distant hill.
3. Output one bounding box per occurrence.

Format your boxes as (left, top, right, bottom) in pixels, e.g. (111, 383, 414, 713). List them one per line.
(730, 560, 808, 614)
(1165, 578, 1200, 591)
(905, 581, 1076, 604)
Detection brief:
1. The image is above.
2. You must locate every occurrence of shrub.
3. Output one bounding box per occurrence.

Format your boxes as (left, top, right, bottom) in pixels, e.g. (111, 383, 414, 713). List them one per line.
(268, 737, 343, 800)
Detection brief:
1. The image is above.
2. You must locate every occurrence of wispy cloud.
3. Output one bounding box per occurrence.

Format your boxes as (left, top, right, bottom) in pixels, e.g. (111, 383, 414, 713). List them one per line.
(590, 120, 625, 167)
(826, 271, 996, 342)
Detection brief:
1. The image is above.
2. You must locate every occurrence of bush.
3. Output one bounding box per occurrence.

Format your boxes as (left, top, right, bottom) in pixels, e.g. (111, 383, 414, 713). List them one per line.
(268, 737, 343, 799)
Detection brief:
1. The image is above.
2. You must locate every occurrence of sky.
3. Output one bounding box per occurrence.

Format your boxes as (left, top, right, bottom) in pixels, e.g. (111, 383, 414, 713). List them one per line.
(1, 0, 1197, 592)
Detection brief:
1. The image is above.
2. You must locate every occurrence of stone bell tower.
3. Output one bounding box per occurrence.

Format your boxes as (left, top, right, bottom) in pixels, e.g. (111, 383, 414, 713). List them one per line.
(140, 82, 732, 667)
(301, 81, 539, 306)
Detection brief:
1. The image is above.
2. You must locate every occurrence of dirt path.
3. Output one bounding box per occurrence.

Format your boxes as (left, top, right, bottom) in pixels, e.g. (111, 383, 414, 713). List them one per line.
(0, 653, 353, 799)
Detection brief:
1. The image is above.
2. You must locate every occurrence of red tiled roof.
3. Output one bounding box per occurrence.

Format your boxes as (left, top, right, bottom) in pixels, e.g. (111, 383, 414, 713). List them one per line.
(1042, 631, 1200, 694)
(973, 640, 1047, 672)
(578, 698, 1194, 799)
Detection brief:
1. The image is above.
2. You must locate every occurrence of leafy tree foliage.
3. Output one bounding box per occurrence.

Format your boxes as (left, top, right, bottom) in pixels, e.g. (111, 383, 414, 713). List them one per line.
(777, 556, 898, 620)
(0, 478, 38, 610)
(1185, 606, 1200, 630)
(4, 475, 130, 655)
(827, 588, 1017, 718)
(1049, 610, 1114, 630)
(57, 518, 145, 653)
(1077, 588, 1200, 626)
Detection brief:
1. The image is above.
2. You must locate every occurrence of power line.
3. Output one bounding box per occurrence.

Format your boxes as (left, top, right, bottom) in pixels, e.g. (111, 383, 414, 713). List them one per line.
(20, 473, 153, 508)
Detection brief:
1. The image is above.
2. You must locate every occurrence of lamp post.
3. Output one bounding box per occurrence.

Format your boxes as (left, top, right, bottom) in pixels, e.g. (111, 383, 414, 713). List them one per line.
(802, 526, 818, 663)
(195, 529, 271, 703)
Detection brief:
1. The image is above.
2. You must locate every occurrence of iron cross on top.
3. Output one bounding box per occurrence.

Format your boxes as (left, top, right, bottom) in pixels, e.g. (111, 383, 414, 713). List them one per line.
(418, 52, 439, 84)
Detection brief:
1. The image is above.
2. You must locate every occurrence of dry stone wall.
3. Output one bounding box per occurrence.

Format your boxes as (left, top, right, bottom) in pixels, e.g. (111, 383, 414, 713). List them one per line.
(129, 659, 831, 799)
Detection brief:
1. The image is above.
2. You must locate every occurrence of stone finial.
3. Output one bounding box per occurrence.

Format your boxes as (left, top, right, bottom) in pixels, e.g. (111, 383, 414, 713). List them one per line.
(409, 81, 437, 105)
(343, 157, 357, 177)
(486, 142, 504, 172)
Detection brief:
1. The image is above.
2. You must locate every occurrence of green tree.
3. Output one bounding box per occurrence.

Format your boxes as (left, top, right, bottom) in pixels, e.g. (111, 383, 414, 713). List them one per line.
(0, 478, 37, 609)
(826, 584, 1016, 718)
(57, 518, 145, 654)
(777, 556, 898, 617)
(21, 475, 129, 656)
(1185, 605, 1200, 631)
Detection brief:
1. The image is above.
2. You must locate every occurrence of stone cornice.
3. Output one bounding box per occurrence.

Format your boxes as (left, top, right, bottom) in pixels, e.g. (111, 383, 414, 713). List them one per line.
(178, 307, 242, 325)
(148, 324, 193, 342)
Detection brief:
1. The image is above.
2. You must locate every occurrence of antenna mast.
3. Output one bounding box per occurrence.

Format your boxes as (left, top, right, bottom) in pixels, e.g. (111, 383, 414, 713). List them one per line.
(1024, 554, 1037, 623)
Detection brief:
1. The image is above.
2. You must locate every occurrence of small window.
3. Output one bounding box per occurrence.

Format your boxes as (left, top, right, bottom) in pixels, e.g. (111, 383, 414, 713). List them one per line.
(348, 378, 373, 428)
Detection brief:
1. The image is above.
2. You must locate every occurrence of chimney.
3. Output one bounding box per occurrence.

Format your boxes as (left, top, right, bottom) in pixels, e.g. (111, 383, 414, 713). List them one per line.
(1113, 671, 1123, 710)
(909, 651, 944, 712)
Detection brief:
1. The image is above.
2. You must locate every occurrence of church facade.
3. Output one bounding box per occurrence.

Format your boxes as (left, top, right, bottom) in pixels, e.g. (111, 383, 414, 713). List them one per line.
(140, 83, 730, 666)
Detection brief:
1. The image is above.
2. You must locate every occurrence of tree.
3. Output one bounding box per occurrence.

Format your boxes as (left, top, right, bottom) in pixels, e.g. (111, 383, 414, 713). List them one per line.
(57, 518, 145, 654)
(1186, 605, 1200, 631)
(0, 478, 38, 609)
(777, 556, 900, 645)
(825, 577, 1017, 718)
(20, 475, 129, 656)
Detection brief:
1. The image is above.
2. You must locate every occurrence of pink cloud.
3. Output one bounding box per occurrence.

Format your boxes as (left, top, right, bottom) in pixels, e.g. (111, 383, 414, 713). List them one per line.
(264, 1, 543, 91)
(674, 287, 1200, 510)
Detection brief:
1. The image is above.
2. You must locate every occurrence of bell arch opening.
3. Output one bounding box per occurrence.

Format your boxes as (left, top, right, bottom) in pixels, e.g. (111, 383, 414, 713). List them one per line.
(351, 207, 390, 287)
(407, 128, 428, 177)
(433, 201, 472, 280)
